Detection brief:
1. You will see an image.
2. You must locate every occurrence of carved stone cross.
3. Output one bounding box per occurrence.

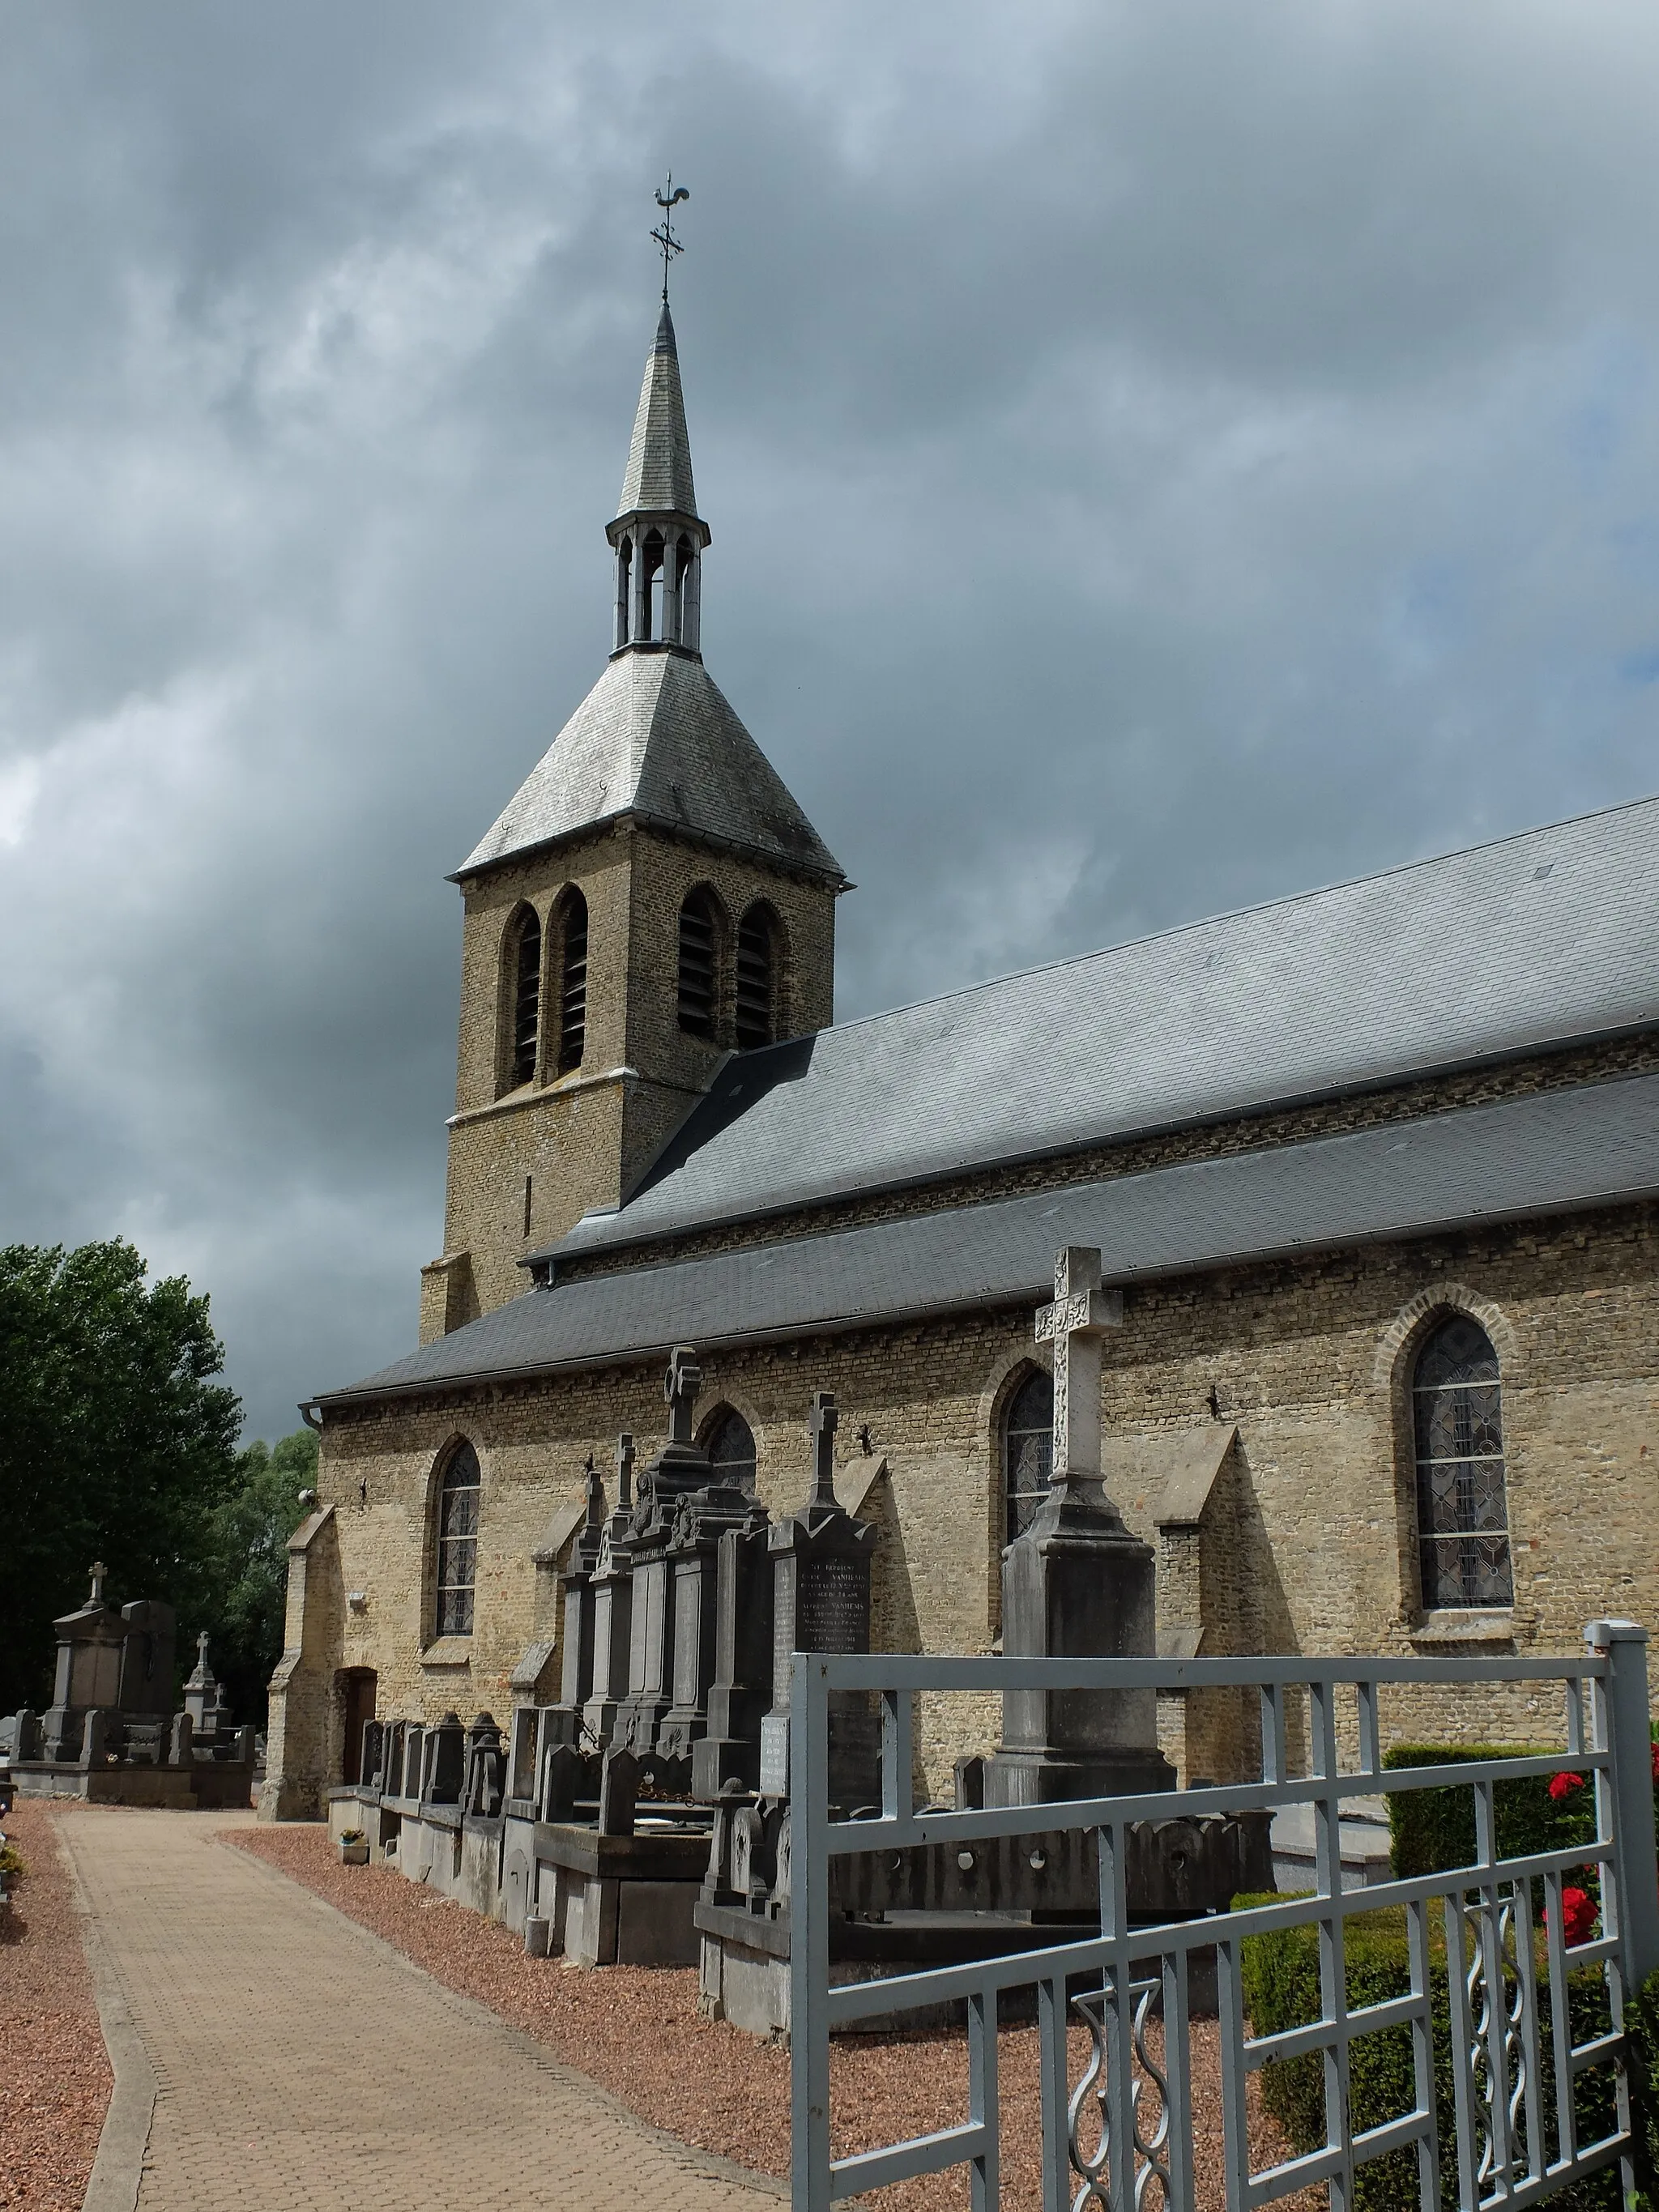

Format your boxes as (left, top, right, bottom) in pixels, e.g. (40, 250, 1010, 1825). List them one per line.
(808, 1391, 838, 1507)
(1034, 1246, 1120, 1481)
(664, 1345, 703, 1446)
(615, 1433, 635, 1511)
(88, 1561, 106, 1604)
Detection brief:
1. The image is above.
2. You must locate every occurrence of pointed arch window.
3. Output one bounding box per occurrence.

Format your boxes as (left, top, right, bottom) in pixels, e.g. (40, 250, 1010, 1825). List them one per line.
(1413, 1315, 1512, 1609)
(678, 889, 718, 1038)
(508, 907, 541, 1087)
(556, 889, 588, 1073)
(434, 1442, 481, 1638)
(704, 1408, 757, 1493)
(736, 903, 778, 1051)
(1002, 1369, 1054, 1546)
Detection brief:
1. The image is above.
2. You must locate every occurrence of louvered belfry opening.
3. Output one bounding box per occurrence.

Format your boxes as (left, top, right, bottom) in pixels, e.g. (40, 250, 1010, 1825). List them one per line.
(557, 889, 588, 1072)
(735, 902, 776, 1051)
(678, 889, 718, 1038)
(511, 907, 542, 1085)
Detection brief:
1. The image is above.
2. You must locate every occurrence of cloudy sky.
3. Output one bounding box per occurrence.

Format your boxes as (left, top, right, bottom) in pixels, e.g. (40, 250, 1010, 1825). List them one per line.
(2, 2, 1657, 1442)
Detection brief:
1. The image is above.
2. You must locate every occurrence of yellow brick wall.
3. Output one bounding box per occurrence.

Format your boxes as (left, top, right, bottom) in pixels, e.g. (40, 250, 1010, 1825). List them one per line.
(433, 822, 837, 1326)
(272, 1197, 1659, 1809)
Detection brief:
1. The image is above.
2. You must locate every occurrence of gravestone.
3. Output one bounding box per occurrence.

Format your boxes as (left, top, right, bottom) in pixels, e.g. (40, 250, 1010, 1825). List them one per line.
(690, 1515, 776, 1798)
(117, 1600, 176, 1719)
(582, 1435, 638, 1748)
(758, 1393, 879, 1807)
(41, 1564, 126, 1761)
(657, 1454, 767, 1773)
(545, 1459, 607, 1749)
(614, 1349, 717, 1759)
(463, 1712, 505, 1819)
(985, 1247, 1176, 1807)
(422, 1712, 466, 1805)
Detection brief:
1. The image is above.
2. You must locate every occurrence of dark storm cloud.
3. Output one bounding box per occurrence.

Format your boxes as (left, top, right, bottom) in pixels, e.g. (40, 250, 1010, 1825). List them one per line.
(2, 1, 1656, 1438)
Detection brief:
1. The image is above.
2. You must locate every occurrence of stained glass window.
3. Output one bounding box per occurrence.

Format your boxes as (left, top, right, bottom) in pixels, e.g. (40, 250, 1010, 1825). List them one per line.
(1413, 1315, 1512, 1609)
(435, 1442, 481, 1637)
(705, 1408, 757, 1493)
(1003, 1370, 1054, 1546)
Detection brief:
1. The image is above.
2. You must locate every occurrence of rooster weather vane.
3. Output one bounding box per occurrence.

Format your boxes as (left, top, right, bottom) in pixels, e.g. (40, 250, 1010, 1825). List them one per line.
(651, 175, 689, 300)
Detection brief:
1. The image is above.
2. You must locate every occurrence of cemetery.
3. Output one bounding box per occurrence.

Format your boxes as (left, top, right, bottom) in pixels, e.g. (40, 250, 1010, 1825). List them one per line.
(326, 1250, 1275, 2026)
(2, 1571, 256, 1809)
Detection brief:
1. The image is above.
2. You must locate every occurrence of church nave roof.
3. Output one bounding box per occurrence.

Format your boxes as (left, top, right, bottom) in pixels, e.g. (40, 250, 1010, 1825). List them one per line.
(549, 791, 1659, 1263)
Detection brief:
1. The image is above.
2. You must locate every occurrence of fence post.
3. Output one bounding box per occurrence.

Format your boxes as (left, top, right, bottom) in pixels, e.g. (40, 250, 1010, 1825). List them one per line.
(1586, 1619, 1659, 1991)
(790, 1653, 831, 2212)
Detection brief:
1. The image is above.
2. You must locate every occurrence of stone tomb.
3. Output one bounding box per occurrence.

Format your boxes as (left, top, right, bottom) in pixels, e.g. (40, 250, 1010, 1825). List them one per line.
(7, 1571, 255, 1808)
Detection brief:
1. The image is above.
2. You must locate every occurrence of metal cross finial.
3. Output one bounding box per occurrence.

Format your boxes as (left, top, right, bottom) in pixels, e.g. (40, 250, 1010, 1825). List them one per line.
(88, 1561, 106, 1603)
(808, 1392, 838, 1508)
(651, 174, 689, 300)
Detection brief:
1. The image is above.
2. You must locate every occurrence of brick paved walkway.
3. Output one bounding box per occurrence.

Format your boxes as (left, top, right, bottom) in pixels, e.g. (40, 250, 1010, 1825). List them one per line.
(57, 1808, 775, 2212)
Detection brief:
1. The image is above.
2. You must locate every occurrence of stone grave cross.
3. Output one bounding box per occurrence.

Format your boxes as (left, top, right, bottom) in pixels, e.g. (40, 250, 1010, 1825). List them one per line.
(1034, 1245, 1120, 1482)
(664, 1345, 703, 1446)
(808, 1390, 838, 1508)
(616, 1431, 635, 1512)
(88, 1561, 107, 1604)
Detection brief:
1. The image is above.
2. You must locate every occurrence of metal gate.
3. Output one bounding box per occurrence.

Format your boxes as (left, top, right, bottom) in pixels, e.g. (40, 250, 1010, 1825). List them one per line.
(788, 1622, 1659, 2212)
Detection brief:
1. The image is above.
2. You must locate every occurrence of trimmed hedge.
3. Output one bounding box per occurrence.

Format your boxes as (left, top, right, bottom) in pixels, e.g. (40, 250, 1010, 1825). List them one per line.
(1384, 1742, 1597, 1882)
(1235, 1895, 1631, 2210)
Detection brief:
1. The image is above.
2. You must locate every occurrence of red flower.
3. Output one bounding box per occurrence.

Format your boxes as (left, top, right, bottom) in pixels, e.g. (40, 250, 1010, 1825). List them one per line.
(1551, 1886, 1598, 1946)
(1549, 1771, 1586, 1802)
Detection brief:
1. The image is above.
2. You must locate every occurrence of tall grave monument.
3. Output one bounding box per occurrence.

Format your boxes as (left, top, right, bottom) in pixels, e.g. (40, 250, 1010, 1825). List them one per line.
(985, 1246, 1176, 1806)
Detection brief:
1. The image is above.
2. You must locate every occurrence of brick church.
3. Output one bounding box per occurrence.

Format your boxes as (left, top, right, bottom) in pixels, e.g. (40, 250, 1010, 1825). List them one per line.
(262, 297, 1659, 1818)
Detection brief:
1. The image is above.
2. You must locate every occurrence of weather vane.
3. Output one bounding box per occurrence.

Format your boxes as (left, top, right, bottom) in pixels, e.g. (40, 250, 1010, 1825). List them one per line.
(651, 174, 689, 300)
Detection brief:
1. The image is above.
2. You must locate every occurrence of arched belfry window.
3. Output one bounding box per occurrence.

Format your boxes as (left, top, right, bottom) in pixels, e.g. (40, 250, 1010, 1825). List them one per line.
(1413, 1315, 1513, 1609)
(736, 903, 778, 1051)
(506, 906, 541, 1087)
(434, 1442, 481, 1638)
(678, 889, 718, 1039)
(703, 1408, 757, 1493)
(1002, 1369, 1054, 1546)
(556, 889, 588, 1073)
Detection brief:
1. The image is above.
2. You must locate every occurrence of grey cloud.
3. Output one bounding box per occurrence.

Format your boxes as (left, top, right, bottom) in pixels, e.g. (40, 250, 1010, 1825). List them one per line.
(0, 1, 1655, 1438)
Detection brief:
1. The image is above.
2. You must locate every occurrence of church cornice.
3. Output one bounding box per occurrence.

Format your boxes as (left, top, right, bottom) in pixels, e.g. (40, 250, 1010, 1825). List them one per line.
(449, 804, 851, 893)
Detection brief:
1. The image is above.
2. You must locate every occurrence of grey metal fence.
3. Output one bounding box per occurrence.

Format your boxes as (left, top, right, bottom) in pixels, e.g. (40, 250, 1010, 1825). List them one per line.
(788, 1622, 1659, 2212)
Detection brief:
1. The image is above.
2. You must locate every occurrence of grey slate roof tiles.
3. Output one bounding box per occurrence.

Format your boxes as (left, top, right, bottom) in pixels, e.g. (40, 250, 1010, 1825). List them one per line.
(616, 300, 697, 520)
(319, 1070, 1659, 1404)
(554, 795, 1659, 1259)
(457, 650, 844, 881)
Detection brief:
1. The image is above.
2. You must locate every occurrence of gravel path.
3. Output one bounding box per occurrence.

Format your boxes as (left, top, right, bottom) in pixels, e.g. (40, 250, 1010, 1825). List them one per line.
(0, 1800, 113, 2212)
(232, 1822, 1319, 2212)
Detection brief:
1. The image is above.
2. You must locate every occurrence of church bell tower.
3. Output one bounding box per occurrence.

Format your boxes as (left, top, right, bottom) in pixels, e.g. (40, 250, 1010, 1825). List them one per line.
(420, 295, 847, 1340)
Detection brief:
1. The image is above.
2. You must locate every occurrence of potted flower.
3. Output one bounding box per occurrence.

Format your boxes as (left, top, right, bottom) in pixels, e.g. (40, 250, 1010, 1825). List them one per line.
(338, 1827, 369, 1866)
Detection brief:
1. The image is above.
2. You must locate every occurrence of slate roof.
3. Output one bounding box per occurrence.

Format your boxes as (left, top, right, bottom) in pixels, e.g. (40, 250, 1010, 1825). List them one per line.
(552, 795, 1659, 1259)
(616, 300, 697, 520)
(456, 650, 845, 881)
(318, 1072, 1659, 1405)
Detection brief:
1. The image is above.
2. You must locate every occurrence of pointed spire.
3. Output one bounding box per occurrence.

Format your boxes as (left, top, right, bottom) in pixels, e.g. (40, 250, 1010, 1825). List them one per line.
(616, 300, 699, 522)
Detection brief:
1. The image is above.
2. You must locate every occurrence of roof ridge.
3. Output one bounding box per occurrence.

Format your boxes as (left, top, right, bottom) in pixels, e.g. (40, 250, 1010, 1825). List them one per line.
(817, 788, 1659, 1044)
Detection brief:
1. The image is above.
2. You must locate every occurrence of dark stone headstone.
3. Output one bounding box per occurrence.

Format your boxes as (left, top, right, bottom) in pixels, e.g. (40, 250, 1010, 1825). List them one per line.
(117, 1601, 176, 1718)
(985, 1247, 1176, 1809)
(463, 1712, 505, 1819)
(582, 1436, 638, 1750)
(597, 1746, 641, 1836)
(544, 1459, 608, 1750)
(614, 1349, 719, 1761)
(691, 1519, 775, 1800)
(169, 1711, 194, 1767)
(423, 1712, 466, 1805)
(43, 1564, 126, 1760)
(757, 1394, 879, 1807)
(539, 1742, 586, 1822)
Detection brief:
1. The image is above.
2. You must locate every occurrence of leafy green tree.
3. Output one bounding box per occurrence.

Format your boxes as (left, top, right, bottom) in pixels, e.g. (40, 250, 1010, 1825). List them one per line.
(0, 1239, 243, 1715)
(198, 1431, 316, 1724)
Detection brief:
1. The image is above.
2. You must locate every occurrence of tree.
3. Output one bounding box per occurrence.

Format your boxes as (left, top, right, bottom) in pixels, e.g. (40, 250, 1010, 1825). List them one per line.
(0, 1239, 242, 1715)
(199, 1431, 316, 1725)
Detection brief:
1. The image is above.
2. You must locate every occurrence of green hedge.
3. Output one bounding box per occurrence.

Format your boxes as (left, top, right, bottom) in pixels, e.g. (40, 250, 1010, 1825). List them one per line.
(1235, 1894, 1635, 2210)
(1384, 1742, 1597, 1882)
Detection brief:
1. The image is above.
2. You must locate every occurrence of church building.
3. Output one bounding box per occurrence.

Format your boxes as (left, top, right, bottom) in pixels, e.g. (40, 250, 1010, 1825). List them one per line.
(262, 296, 1659, 1818)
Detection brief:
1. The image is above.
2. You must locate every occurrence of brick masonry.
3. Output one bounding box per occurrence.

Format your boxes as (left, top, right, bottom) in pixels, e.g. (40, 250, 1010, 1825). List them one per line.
(268, 1186, 1659, 1815)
